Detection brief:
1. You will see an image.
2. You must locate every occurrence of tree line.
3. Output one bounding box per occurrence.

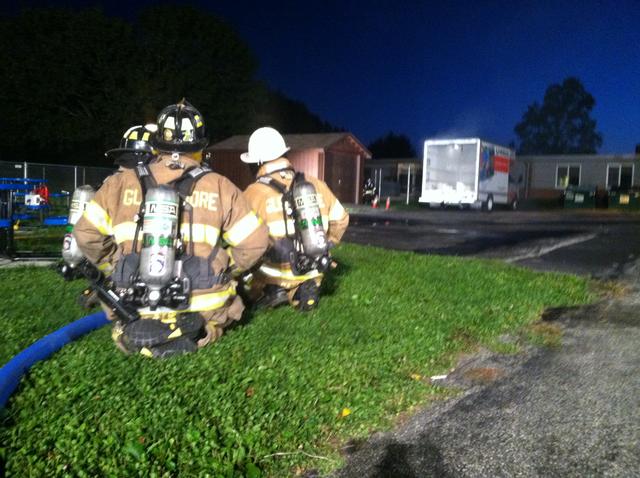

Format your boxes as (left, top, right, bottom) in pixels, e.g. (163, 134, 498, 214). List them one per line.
(0, 6, 339, 166)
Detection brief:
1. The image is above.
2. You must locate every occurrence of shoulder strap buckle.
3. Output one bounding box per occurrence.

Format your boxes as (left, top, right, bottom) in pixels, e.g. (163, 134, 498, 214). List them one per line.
(170, 165, 213, 197)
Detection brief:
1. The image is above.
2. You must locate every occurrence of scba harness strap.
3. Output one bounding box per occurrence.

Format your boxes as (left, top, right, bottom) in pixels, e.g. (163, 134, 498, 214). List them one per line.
(256, 170, 330, 275)
(256, 169, 305, 240)
(132, 162, 223, 263)
(113, 163, 229, 294)
(132, 163, 214, 253)
(134, 163, 214, 202)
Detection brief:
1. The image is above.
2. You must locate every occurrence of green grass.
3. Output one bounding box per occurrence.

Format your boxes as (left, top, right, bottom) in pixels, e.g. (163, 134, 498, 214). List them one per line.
(0, 244, 593, 477)
(0, 266, 92, 364)
(10, 225, 67, 255)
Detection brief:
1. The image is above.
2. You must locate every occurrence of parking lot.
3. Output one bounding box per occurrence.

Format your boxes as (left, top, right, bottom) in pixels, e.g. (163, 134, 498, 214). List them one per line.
(345, 208, 640, 279)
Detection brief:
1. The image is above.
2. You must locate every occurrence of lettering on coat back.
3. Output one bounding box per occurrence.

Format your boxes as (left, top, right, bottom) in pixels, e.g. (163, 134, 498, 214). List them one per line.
(123, 189, 142, 206)
(265, 197, 282, 214)
(123, 189, 218, 211)
(186, 191, 219, 211)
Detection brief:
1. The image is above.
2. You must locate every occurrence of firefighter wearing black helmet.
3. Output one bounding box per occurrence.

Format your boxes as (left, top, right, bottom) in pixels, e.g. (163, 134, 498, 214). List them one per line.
(61, 124, 159, 309)
(105, 124, 158, 168)
(73, 100, 269, 357)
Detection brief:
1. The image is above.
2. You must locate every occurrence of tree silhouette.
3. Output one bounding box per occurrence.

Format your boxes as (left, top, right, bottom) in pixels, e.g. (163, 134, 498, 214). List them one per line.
(0, 8, 139, 164)
(0, 6, 337, 165)
(368, 132, 416, 158)
(514, 77, 603, 154)
(136, 5, 258, 143)
(246, 85, 340, 135)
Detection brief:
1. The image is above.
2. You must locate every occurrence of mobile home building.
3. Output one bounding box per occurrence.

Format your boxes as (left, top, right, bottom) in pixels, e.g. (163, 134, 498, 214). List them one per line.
(519, 154, 640, 199)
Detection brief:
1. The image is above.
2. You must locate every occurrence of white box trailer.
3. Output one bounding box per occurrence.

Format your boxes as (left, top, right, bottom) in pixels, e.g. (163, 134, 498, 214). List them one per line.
(419, 138, 521, 211)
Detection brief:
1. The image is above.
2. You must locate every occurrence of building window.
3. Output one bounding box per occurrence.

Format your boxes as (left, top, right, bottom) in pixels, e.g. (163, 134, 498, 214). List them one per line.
(606, 163, 633, 189)
(556, 165, 580, 188)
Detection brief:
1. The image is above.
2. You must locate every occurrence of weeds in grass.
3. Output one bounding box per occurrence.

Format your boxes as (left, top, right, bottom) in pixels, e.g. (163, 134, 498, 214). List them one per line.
(523, 322, 564, 348)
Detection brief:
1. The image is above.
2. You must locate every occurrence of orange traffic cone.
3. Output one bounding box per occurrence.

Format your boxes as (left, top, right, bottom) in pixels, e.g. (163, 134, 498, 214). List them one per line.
(372, 196, 378, 208)
(385, 197, 391, 210)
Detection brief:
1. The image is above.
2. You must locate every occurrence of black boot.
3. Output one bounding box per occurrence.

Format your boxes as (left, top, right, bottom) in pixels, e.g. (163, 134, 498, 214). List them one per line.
(293, 280, 319, 311)
(256, 284, 289, 309)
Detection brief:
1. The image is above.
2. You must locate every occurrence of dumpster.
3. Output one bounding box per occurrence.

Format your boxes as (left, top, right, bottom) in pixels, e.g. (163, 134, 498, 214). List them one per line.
(608, 188, 640, 210)
(563, 186, 598, 209)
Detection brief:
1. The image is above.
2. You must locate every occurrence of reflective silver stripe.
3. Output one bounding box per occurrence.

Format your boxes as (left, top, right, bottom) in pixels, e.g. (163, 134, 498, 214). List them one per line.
(329, 200, 346, 221)
(223, 212, 262, 246)
(266, 219, 296, 238)
(113, 221, 139, 244)
(263, 159, 291, 174)
(180, 223, 220, 248)
(84, 200, 113, 235)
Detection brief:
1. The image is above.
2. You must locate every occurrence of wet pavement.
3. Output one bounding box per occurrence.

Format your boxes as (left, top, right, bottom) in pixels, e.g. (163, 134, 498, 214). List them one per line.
(334, 208, 640, 477)
(344, 208, 640, 279)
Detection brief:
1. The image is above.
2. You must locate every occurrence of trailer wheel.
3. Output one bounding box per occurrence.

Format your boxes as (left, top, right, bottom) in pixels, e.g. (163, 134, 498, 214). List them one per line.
(484, 195, 494, 212)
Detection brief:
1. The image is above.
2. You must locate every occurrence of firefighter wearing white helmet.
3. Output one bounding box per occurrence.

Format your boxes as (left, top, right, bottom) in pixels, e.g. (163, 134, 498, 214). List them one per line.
(73, 100, 269, 357)
(242, 127, 349, 311)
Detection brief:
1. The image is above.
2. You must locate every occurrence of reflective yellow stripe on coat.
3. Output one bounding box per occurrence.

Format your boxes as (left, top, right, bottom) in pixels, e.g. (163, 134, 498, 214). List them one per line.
(266, 219, 296, 238)
(259, 264, 323, 282)
(84, 200, 113, 236)
(137, 284, 236, 318)
(112, 222, 220, 248)
(223, 212, 262, 246)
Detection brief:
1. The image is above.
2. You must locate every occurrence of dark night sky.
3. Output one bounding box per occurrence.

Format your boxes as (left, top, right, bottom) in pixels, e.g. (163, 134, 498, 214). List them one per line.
(6, 0, 640, 153)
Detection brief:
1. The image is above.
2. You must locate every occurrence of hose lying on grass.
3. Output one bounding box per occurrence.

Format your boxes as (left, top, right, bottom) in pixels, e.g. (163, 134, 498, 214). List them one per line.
(0, 311, 109, 408)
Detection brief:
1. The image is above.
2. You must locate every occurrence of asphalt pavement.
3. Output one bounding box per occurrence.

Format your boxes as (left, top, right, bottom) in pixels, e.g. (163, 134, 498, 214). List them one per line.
(344, 207, 640, 279)
(333, 207, 640, 477)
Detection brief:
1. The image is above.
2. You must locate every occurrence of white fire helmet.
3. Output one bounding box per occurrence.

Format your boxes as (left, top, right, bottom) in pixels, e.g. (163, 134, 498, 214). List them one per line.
(241, 127, 290, 164)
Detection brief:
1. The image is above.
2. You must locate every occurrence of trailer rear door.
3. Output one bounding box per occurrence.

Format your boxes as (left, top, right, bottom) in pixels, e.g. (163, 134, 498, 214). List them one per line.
(424, 141, 478, 199)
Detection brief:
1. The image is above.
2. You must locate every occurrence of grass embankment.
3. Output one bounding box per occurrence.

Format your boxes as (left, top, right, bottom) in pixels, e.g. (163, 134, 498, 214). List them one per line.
(0, 244, 593, 477)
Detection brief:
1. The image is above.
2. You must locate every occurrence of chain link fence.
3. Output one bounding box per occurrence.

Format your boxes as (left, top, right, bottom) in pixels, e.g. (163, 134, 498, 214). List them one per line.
(0, 161, 115, 256)
(0, 161, 114, 194)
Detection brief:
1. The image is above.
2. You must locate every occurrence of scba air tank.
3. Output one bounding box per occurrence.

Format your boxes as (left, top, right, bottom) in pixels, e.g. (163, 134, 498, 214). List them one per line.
(139, 185, 180, 307)
(62, 185, 95, 267)
(292, 179, 328, 258)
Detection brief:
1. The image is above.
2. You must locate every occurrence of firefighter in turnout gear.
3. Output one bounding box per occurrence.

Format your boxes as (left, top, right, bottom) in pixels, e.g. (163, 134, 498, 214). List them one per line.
(59, 124, 158, 309)
(73, 100, 269, 357)
(105, 124, 157, 168)
(242, 127, 349, 311)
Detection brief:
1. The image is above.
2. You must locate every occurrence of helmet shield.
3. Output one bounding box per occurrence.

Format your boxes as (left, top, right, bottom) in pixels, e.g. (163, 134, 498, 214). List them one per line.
(152, 99, 209, 153)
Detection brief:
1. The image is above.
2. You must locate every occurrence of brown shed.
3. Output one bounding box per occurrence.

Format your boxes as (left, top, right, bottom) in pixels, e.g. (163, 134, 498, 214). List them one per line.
(207, 133, 371, 204)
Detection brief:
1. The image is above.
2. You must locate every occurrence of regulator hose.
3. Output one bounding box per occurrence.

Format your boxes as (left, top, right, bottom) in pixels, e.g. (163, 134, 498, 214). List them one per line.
(0, 311, 109, 408)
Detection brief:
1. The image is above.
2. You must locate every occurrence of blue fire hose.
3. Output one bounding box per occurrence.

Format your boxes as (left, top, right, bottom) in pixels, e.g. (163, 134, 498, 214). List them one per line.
(0, 311, 109, 408)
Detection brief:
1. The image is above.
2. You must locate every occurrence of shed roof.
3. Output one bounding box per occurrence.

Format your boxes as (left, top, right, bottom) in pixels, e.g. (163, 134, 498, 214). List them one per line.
(209, 132, 371, 158)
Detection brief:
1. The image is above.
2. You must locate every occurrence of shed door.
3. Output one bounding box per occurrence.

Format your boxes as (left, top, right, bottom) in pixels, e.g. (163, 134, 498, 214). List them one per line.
(325, 152, 356, 204)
